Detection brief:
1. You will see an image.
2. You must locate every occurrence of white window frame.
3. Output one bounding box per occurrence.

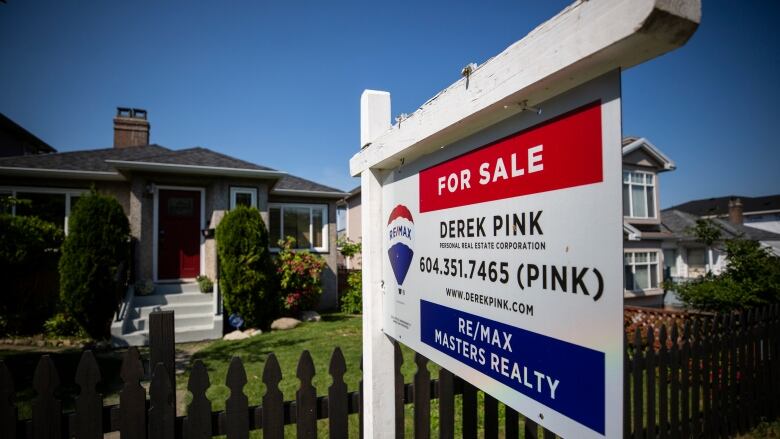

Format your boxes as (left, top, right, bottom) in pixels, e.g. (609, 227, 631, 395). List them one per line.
(624, 250, 660, 291)
(230, 186, 257, 209)
(0, 186, 88, 234)
(268, 203, 329, 253)
(623, 170, 657, 219)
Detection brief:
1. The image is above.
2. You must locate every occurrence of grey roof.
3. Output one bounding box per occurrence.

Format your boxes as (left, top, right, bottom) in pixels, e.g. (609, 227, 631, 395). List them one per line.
(0, 144, 169, 172)
(0, 144, 280, 173)
(661, 209, 780, 242)
(667, 194, 780, 217)
(0, 143, 346, 194)
(274, 174, 345, 194)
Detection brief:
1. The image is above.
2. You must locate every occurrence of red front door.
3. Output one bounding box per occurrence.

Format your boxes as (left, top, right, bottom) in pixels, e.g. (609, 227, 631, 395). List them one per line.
(158, 190, 201, 279)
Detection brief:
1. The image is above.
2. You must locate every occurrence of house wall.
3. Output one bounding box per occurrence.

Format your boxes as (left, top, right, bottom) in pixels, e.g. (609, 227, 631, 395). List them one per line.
(345, 194, 362, 269)
(268, 194, 340, 310)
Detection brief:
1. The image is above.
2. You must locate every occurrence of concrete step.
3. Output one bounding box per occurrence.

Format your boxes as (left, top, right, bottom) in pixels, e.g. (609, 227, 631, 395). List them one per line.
(153, 282, 201, 294)
(129, 302, 213, 319)
(113, 322, 222, 346)
(133, 292, 213, 307)
(127, 313, 215, 332)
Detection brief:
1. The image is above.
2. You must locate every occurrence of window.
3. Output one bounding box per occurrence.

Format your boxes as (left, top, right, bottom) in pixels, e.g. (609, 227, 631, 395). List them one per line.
(1, 187, 85, 233)
(663, 248, 678, 278)
(687, 248, 707, 277)
(268, 203, 328, 251)
(624, 251, 659, 291)
(230, 187, 257, 209)
(622, 171, 656, 218)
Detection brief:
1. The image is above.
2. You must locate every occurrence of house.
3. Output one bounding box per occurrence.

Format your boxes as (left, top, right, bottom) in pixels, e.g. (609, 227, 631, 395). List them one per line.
(336, 185, 362, 269)
(661, 198, 780, 286)
(620, 136, 677, 307)
(0, 112, 57, 157)
(667, 194, 780, 235)
(0, 107, 347, 345)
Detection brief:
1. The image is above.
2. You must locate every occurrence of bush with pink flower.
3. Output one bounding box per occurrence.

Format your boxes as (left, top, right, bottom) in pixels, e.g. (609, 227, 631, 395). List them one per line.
(276, 236, 326, 315)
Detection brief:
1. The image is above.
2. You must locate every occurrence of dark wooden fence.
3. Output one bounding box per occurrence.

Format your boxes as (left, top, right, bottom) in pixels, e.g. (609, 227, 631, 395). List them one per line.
(1, 305, 779, 438)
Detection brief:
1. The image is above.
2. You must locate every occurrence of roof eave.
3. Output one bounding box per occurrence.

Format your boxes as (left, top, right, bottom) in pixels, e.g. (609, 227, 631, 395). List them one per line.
(623, 137, 676, 172)
(271, 188, 349, 199)
(0, 166, 124, 181)
(105, 160, 287, 179)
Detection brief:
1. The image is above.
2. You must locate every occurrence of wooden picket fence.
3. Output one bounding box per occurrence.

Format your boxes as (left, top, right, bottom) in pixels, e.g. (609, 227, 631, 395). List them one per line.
(1, 305, 779, 438)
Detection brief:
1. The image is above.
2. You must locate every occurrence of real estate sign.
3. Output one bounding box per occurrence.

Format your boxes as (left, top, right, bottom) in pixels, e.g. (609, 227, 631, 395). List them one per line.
(381, 71, 623, 438)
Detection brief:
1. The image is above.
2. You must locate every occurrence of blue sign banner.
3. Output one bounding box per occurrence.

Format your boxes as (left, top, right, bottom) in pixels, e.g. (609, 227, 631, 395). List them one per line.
(419, 300, 605, 434)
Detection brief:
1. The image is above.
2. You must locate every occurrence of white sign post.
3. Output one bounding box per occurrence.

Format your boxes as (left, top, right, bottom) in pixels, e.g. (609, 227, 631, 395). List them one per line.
(352, 1, 700, 437)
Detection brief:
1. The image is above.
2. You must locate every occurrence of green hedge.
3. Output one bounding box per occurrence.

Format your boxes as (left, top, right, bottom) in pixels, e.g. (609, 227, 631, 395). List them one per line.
(0, 214, 64, 335)
(59, 191, 130, 339)
(216, 206, 278, 328)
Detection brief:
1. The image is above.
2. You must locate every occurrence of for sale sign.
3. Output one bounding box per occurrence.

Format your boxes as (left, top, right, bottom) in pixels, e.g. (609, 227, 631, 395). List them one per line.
(381, 72, 623, 438)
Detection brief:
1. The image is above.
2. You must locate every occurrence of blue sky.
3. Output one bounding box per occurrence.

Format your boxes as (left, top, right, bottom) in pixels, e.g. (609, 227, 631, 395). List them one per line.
(1, 0, 777, 207)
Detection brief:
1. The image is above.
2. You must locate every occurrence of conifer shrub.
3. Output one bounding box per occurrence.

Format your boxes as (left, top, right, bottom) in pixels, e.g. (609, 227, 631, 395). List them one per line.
(216, 206, 278, 328)
(59, 191, 130, 339)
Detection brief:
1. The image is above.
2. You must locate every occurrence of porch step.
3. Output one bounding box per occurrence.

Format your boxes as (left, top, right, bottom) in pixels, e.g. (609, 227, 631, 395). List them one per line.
(130, 302, 213, 319)
(133, 292, 213, 307)
(111, 282, 222, 347)
(113, 322, 223, 346)
(127, 313, 215, 332)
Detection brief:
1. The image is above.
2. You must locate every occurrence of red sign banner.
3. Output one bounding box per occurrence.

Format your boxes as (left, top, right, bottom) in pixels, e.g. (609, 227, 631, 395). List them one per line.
(419, 101, 603, 213)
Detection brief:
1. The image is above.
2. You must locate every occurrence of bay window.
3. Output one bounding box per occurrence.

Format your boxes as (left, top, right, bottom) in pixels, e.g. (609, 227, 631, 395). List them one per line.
(269, 203, 328, 252)
(623, 170, 656, 218)
(624, 251, 659, 291)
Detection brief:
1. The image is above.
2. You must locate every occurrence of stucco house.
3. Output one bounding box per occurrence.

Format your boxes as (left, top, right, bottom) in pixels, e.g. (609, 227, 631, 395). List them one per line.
(660, 198, 780, 287)
(0, 108, 346, 345)
(620, 136, 677, 306)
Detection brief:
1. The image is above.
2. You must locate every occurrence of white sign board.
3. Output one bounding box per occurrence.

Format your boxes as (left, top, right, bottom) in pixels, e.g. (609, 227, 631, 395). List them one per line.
(381, 71, 623, 438)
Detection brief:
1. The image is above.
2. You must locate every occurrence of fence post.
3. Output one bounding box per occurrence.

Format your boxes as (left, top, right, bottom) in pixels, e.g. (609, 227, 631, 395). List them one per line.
(360, 89, 396, 439)
(149, 311, 175, 399)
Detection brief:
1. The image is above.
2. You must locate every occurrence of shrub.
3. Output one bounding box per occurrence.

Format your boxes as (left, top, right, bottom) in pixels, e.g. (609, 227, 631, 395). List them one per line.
(59, 191, 130, 339)
(277, 236, 326, 315)
(196, 275, 214, 293)
(216, 206, 277, 328)
(340, 270, 362, 314)
(674, 239, 780, 312)
(44, 312, 86, 338)
(0, 214, 64, 335)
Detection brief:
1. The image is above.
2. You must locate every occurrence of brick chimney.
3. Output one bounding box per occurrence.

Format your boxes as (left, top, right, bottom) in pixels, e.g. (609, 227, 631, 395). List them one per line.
(113, 107, 150, 148)
(728, 197, 743, 225)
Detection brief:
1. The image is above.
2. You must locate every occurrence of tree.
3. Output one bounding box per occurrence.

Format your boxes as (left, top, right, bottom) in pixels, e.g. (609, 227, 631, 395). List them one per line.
(216, 206, 278, 328)
(59, 191, 130, 338)
(674, 238, 780, 312)
(687, 218, 722, 273)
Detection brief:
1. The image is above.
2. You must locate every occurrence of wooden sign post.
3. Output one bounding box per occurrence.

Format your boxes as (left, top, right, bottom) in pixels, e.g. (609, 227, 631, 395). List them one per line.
(352, 1, 700, 437)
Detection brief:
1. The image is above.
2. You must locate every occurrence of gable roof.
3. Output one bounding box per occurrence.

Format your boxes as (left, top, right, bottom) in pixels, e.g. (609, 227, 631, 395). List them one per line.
(622, 136, 675, 171)
(667, 194, 780, 217)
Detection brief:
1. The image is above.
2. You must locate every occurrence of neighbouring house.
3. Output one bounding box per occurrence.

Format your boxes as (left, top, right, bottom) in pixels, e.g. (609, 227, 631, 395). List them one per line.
(620, 136, 677, 307)
(0, 112, 57, 157)
(0, 107, 347, 345)
(336, 185, 362, 269)
(661, 198, 780, 286)
(667, 194, 780, 235)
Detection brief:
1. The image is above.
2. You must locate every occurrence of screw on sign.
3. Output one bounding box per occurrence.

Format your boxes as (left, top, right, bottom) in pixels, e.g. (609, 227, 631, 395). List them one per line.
(229, 313, 244, 330)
